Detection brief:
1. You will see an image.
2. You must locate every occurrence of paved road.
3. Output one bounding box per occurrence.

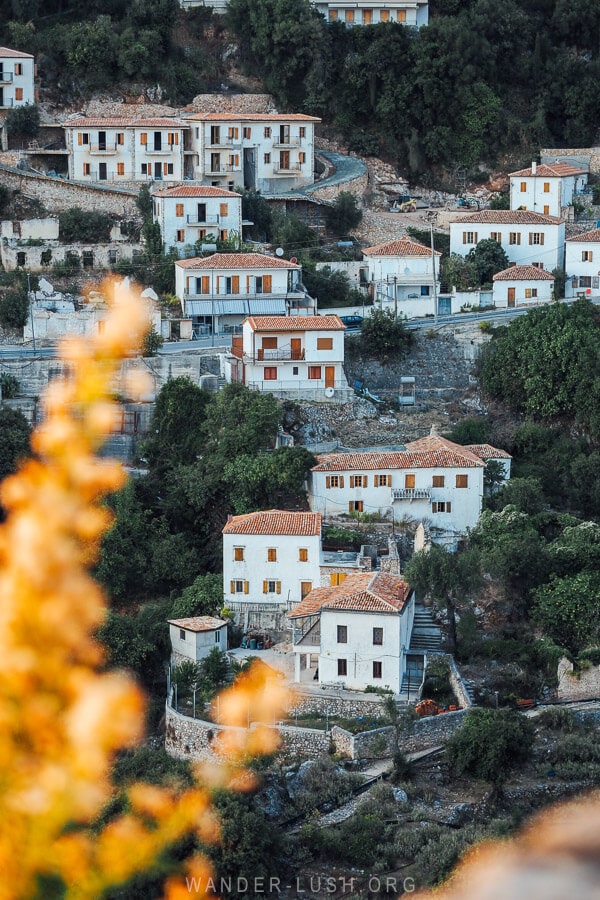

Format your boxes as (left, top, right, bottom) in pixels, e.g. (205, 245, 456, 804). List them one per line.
(306, 151, 368, 193)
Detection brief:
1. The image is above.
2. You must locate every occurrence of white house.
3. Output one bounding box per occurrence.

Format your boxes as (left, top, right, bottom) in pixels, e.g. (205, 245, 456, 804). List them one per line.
(175, 252, 313, 336)
(462, 443, 512, 482)
(63, 117, 187, 183)
(311, 0, 428, 26)
(152, 185, 242, 251)
(225, 314, 353, 401)
(509, 161, 588, 218)
(492, 264, 555, 307)
(362, 238, 441, 318)
(186, 113, 320, 193)
(0, 47, 35, 109)
(289, 572, 415, 692)
(168, 616, 228, 666)
(308, 432, 511, 545)
(222, 510, 323, 632)
(449, 210, 565, 272)
(565, 228, 600, 298)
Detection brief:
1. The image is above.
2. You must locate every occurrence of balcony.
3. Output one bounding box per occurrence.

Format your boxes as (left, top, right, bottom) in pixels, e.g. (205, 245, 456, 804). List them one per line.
(143, 144, 178, 155)
(0, 97, 13, 107)
(392, 488, 431, 501)
(206, 163, 238, 174)
(186, 214, 220, 226)
(256, 345, 305, 361)
(273, 138, 302, 149)
(273, 162, 302, 174)
(207, 138, 239, 148)
(0, 72, 13, 83)
(89, 143, 118, 154)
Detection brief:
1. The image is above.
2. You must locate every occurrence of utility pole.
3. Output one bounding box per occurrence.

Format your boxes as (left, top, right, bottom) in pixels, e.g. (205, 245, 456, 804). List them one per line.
(27, 272, 36, 353)
(430, 225, 438, 325)
(393, 275, 398, 321)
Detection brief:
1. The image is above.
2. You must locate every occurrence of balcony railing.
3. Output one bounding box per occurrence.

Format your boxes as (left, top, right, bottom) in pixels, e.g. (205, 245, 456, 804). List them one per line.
(256, 346, 305, 361)
(273, 138, 302, 148)
(0, 72, 13, 83)
(89, 143, 118, 154)
(143, 145, 178, 155)
(273, 162, 302, 173)
(392, 488, 431, 500)
(206, 163, 238, 174)
(186, 214, 220, 226)
(0, 98, 14, 107)
(207, 138, 238, 148)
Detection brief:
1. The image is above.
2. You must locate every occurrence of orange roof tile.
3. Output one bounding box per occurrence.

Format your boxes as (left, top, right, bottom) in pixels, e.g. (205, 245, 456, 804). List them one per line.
(63, 117, 185, 128)
(222, 510, 322, 536)
(168, 616, 227, 632)
(289, 572, 411, 618)
(493, 265, 554, 281)
(175, 252, 300, 270)
(312, 436, 485, 472)
(188, 113, 320, 123)
(153, 185, 241, 198)
(465, 444, 512, 460)
(0, 47, 33, 58)
(246, 315, 344, 331)
(453, 210, 563, 225)
(566, 228, 600, 243)
(509, 163, 587, 178)
(363, 239, 441, 257)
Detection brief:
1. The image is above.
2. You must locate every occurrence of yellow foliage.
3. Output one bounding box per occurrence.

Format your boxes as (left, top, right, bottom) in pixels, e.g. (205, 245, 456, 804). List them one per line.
(0, 279, 288, 899)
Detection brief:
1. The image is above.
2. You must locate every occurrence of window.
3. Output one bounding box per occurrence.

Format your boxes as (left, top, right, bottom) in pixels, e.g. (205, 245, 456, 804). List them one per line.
(509, 232, 521, 245)
(329, 8, 338, 19)
(350, 475, 366, 488)
(219, 229, 228, 241)
(397, 9, 406, 20)
(234, 547, 244, 561)
(299, 127, 306, 138)
(338, 658, 347, 676)
(349, 500, 364, 512)
(227, 127, 239, 140)
(176, 203, 184, 217)
(583, 251, 593, 262)
(330, 572, 347, 586)
(264, 367, 277, 380)
(141, 163, 148, 174)
(299, 151, 306, 164)
(264, 153, 271, 164)
(345, 9, 354, 22)
(262, 580, 281, 594)
(520, 181, 527, 192)
(14, 63, 22, 75)
(301, 581, 312, 598)
(524, 288, 538, 299)
(375, 474, 391, 487)
(243, 127, 251, 139)
(140, 132, 147, 145)
(456, 474, 468, 488)
(308, 366, 322, 380)
(432, 475, 445, 487)
(462, 231, 478, 244)
(264, 127, 271, 138)
(262, 337, 278, 350)
(529, 233, 544, 245)
(77, 132, 89, 146)
(326, 475, 344, 488)
(83, 163, 90, 176)
(299, 548, 308, 562)
(117, 132, 124, 145)
(543, 182, 550, 193)
(292, 366, 299, 375)
(420, 285, 430, 296)
(267, 548, 277, 562)
(380, 9, 390, 21)
(580, 276, 592, 287)
(543, 205, 550, 215)
(15, 87, 23, 101)
(532, 262, 544, 269)
(490, 232, 502, 243)
(432, 501, 452, 513)
(165, 163, 173, 175)
(116, 162, 125, 176)
(337, 625, 348, 644)
(220, 203, 229, 217)
(215, 630, 221, 643)
(180, 629, 186, 641)
(230, 580, 249, 593)
(279, 150, 290, 170)
(176, 229, 185, 242)
(210, 125, 220, 144)
(373, 627, 383, 645)
(373, 661, 382, 679)
(405, 474, 415, 489)
(317, 337, 333, 350)
(363, 8, 372, 22)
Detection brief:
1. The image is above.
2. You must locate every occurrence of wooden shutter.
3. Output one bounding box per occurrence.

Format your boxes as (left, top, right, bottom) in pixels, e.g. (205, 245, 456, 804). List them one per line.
(234, 154, 239, 166)
(387, 474, 392, 487)
(350, 476, 355, 488)
(246, 275, 251, 293)
(276, 581, 281, 594)
(232, 275, 239, 294)
(263, 580, 268, 594)
(326, 476, 331, 488)
(163, 162, 168, 175)
(263, 275, 272, 292)
(140, 132, 147, 145)
(244, 580, 249, 594)
(220, 203, 228, 217)
(77, 133, 83, 146)
(176, 203, 184, 217)
(340, 476, 344, 487)
(230, 580, 235, 593)
(201, 275, 210, 294)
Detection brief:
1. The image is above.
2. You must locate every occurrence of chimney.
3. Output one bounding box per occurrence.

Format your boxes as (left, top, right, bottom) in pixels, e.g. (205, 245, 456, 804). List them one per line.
(532, 161, 537, 175)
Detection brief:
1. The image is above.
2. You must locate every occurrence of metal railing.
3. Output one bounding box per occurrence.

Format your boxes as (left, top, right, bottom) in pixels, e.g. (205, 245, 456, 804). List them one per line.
(256, 345, 305, 361)
(0, 72, 13, 83)
(186, 214, 220, 225)
(89, 143, 118, 154)
(206, 163, 239, 174)
(273, 162, 302, 173)
(392, 488, 432, 500)
(0, 98, 14, 107)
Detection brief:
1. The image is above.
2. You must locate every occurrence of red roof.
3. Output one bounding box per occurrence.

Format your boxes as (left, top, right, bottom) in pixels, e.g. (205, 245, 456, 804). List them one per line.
(63, 117, 185, 128)
(509, 163, 587, 178)
(363, 239, 441, 257)
(289, 572, 412, 618)
(566, 228, 600, 243)
(0, 47, 33, 58)
(188, 113, 320, 123)
(453, 210, 563, 225)
(246, 315, 344, 331)
(464, 444, 512, 460)
(168, 616, 227, 632)
(223, 510, 321, 536)
(493, 265, 554, 281)
(175, 253, 300, 270)
(153, 185, 240, 198)
(312, 435, 486, 472)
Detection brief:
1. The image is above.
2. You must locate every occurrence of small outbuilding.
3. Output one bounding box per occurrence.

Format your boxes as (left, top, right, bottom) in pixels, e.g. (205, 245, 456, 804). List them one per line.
(168, 615, 228, 665)
(492, 264, 554, 308)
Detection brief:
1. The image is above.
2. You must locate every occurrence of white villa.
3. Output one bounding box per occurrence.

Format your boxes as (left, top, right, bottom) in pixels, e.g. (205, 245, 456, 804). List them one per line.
(312, 0, 428, 26)
(509, 161, 588, 219)
(308, 432, 511, 546)
(63, 117, 187, 183)
(185, 112, 319, 193)
(225, 314, 353, 401)
(175, 252, 312, 336)
(168, 616, 228, 667)
(565, 228, 600, 298)
(492, 264, 555, 307)
(152, 184, 242, 250)
(449, 210, 565, 272)
(363, 238, 441, 318)
(290, 572, 416, 692)
(0, 47, 35, 109)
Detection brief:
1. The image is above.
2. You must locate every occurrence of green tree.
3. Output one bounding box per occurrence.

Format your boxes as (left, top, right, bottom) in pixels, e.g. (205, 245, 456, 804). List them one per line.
(301, 264, 359, 308)
(551, 266, 566, 300)
(532, 572, 600, 654)
(171, 573, 223, 618)
(324, 191, 363, 237)
(489, 192, 510, 209)
(0, 373, 19, 399)
(445, 708, 535, 788)
(59, 208, 112, 243)
(356, 307, 413, 362)
(96, 480, 151, 603)
(4, 103, 39, 142)
(144, 377, 211, 473)
(441, 253, 478, 291)
(0, 407, 31, 482)
(0, 288, 29, 329)
(222, 446, 315, 513)
(238, 188, 273, 242)
(201, 383, 281, 464)
(97, 610, 154, 673)
(467, 239, 509, 286)
(141, 326, 163, 357)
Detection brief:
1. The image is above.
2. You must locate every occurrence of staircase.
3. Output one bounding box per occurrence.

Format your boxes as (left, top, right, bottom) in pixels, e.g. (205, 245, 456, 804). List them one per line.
(409, 604, 444, 652)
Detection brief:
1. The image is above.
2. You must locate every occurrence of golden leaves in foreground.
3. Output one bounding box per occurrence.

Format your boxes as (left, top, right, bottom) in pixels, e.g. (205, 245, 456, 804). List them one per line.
(0, 280, 288, 900)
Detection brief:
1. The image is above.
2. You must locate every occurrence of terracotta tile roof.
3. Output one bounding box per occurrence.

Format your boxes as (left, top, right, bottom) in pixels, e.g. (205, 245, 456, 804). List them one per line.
(175, 252, 300, 270)
(153, 185, 241, 198)
(63, 117, 185, 128)
(313, 436, 485, 472)
(453, 210, 563, 225)
(493, 265, 555, 281)
(0, 47, 33, 58)
(289, 573, 411, 618)
(188, 113, 320, 123)
(168, 616, 227, 632)
(363, 238, 441, 257)
(509, 163, 587, 178)
(246, 315, 344, 331)
(464, 444, 512, 460)
(566, 228, 600, 243)
(222, 510, 322, 536)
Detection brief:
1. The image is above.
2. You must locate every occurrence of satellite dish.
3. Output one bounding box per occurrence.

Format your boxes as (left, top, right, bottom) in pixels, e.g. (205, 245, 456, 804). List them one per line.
(325, 387, 335, 398)
(275, 247, 284, 257)
(290, 256, 297, 264)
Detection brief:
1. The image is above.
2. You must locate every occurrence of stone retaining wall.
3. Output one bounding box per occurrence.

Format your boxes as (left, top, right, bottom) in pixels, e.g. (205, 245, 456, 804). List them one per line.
(290, 691, 386, 720)
(308, 172, 369, 204)
(331, 707, 469, 759)
(557, 656, 600, 702)
(0, 165, 139, 216)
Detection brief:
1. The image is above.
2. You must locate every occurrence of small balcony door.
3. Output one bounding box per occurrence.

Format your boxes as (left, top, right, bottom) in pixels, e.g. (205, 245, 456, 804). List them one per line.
(154, 161, 162, 179)
(98, 162, 107, 181)
(325, 366, 335, 388)
(291, 338, 302, 360)
(98, 130, 106, 150)
(197, 202, 206, 223)
(154, 132, 162, 151)
(279, 150, 290, 171)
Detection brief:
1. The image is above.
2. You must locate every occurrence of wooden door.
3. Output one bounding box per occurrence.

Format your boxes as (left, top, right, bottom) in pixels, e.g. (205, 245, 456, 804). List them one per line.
(291, 338, 302, 360)
(507, 288, 516, 307)
(325, 366, 335, 388)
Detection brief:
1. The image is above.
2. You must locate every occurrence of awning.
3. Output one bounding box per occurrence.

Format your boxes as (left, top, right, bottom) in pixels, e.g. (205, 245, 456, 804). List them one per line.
(185, 300, 248, 316)
(247, 298, 287, 315)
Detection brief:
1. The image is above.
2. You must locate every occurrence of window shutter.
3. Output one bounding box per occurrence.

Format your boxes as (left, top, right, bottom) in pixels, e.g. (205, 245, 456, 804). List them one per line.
(263, 275, 272, 292)
(263, 580, 268, 594)
(326, 476, 331, 488)
(246, 275, 251, 293)
(220, 203, 228, 217)
(387, 474, 392, 487)
(340, 476, 344, 487)
(244, 580, 249, 594)
(540, 233, 545, 245)
(140, 132, 147, 145)
(163, 162, 168, 175)
(230, 580, 235, 593)
(234, 154, 239, 166)
(77, 133, 83, 146)
(176, 203, 184, 217)
(350, 476, 355, 488)
(276, 581, 281, 595)
(232, 275, 239, 294)
(348, 502, 353, 513)
(201, 275, 210, 294)
(447, 503, 452, 513)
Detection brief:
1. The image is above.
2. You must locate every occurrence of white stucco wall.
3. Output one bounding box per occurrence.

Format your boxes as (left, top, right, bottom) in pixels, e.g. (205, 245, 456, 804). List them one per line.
(510, 173, 587, 217)
(154, 193, 242, 250)
(66, 123, 185, 183)
(169, 623, 228, 663)
(449, 221, 565, 271)
(565, 239, 600, 298)
(493, 278, 554, 308)
(0, 52, 35, 108)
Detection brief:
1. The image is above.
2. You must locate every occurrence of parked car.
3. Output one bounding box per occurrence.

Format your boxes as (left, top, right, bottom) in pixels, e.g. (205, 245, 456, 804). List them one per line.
(340, 315, 363, 330)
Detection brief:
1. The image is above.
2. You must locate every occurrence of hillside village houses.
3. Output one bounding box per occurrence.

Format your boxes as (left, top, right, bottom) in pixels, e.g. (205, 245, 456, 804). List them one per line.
(152, 185, 243, 250)
(362, 237, 441, 318)
(565, 228, 600, 298)
(175, 253, 315, 337)
(492, 264, 555, 308)
(289, 572, 416, 691)
(449, 210, 566, 272)
(0, 47, 36, 110)
(311, 0, 429, 27)
(509, 161, 589, 219)
(168, 616, 228, 667)
(224, 314, 354, 401)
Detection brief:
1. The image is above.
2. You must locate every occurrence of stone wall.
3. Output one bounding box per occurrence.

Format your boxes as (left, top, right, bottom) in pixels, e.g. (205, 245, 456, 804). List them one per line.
(401, 708, 469, 753)
(447, 656, 473, 709)
(2, 240, 143, 273)
(290, 690, 386, 719)
(541, 148, 600, 173)
(308, 172, 369, 204)
(331, 707, 469, 759)
(557, 656, 600, 702)
(0, 165, 138, 216)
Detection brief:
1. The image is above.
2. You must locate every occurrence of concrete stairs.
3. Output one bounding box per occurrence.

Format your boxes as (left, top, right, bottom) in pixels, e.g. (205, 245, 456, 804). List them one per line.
(409, 604, 444, 652)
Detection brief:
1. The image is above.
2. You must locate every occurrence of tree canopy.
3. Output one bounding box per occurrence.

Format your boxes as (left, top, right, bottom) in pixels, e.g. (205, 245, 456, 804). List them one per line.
(445, 708, 535, 787)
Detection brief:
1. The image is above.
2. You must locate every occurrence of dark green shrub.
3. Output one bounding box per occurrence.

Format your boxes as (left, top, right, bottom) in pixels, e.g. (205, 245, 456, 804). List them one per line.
(59, 207, 112, 243)
(0, 289, 28, 329)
